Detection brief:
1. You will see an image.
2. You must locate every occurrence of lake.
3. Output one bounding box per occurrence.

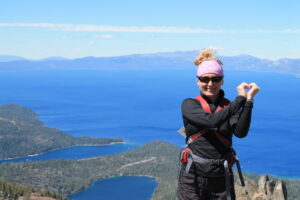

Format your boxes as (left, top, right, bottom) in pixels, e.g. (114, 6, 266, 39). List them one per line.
(68, 176, 157, 200)
(0, 69, 299, 198)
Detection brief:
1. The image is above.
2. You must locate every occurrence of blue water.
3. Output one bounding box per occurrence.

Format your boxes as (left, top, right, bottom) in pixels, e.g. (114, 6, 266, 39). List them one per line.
(68, 176, 157, 200)
(0, 143, 139, 164)
(0, 69, 299, 198)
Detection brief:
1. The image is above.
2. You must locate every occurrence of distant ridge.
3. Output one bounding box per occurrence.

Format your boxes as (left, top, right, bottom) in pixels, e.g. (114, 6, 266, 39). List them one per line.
(0, 55, 27, 62)
(39, 56, 69, 61)
(0, 51, 299, 76)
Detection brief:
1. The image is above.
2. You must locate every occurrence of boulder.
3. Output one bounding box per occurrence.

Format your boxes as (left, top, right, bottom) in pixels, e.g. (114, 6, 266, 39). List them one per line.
(235, 174, 287, 200)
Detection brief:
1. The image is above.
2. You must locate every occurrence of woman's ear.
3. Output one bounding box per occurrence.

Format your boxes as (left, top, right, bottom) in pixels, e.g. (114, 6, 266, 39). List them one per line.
(196, 79, 200, 86)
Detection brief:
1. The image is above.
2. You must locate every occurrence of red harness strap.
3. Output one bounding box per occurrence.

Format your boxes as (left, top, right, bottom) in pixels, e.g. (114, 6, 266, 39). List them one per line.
(189, 130, 206, 141)
(188, 96, 231, 147)
(195, 95, 230, 113)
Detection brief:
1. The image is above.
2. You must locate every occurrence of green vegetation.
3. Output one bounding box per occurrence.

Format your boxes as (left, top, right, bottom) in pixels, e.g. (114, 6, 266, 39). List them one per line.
(0, 104, 122, 160)
(0, 140, 299, 199)
(0, 178, 67, 200)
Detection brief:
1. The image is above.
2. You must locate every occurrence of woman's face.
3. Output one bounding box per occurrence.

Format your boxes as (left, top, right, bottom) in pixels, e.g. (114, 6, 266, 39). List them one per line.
(197, 73, 224, 101)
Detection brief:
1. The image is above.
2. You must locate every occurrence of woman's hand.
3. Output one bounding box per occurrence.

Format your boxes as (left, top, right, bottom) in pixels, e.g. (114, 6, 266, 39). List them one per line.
(237, 82, 249, 98)
(247, 83, 260, 99)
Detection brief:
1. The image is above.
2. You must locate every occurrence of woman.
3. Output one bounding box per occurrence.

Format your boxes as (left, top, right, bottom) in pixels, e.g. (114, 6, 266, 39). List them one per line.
(177, 49, 260, 200)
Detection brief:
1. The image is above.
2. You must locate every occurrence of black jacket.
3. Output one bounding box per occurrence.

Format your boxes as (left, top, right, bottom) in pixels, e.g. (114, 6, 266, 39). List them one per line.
(181, 90, 253, 176)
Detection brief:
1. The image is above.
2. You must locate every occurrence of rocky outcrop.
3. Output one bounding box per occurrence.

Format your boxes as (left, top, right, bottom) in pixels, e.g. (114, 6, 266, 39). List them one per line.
(235, 174, 287, 200)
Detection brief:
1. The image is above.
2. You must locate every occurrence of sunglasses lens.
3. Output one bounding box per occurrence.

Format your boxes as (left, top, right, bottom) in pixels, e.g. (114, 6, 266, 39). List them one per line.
(211, 77, 222, 83)
(199, 77, 210, 83)
(198, 76, 223, 83)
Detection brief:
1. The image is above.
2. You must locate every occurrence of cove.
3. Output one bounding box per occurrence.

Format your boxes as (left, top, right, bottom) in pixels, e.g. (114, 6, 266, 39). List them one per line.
(0, 143, 139, 164)
(69, 176, 157, 200)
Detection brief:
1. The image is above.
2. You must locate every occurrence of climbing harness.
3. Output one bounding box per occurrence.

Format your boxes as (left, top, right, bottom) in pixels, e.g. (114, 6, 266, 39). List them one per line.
(179, 95, 245, 200)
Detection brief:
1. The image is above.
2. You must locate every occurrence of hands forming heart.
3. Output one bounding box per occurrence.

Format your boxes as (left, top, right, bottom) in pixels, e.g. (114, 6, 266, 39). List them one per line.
(237, 82, 260, 99)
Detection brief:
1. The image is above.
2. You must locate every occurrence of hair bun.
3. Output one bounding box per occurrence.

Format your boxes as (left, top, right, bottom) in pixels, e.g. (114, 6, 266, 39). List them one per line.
(202, 50, 213, 59)
(194, 48, 216, 66)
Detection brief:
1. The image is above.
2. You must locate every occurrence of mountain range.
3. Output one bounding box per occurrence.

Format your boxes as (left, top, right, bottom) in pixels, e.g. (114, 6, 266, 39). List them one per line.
(0, 51, 299, 77)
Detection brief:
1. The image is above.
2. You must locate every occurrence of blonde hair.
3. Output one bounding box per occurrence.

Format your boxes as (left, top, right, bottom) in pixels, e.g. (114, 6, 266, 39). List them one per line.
(194, 49, 219, 66)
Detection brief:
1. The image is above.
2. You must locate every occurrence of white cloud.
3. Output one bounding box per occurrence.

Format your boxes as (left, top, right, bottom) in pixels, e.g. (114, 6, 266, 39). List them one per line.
(0, 23, 300, 34)
(88, 41, 96, 45)
(281, 29, 300, 34)
(93, 34, 114, 38)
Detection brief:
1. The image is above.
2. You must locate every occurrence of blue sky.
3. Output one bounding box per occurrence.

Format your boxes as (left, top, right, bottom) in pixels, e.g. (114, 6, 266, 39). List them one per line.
(1, 0, 300, 60)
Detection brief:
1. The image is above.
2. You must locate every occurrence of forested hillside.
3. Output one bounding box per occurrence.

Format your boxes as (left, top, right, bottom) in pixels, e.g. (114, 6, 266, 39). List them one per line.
(0, 179, 67, 200)
(0, 104, 122, 160)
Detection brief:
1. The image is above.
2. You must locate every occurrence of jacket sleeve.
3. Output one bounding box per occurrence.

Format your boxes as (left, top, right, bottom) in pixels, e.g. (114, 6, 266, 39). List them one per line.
(182, 95, 246, 129)
(229, 101, 253, 138)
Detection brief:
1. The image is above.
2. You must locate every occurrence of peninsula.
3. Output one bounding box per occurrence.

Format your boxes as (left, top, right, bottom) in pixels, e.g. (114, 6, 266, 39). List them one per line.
(0, 104, 122, 160)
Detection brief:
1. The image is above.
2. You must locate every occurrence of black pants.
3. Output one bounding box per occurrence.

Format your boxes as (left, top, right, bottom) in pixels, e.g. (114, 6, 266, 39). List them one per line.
(176, 165, 235, 200)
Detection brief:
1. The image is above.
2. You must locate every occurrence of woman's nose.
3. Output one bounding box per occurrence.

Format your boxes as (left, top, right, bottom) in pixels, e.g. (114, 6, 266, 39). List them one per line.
(207, 80, 214, 86)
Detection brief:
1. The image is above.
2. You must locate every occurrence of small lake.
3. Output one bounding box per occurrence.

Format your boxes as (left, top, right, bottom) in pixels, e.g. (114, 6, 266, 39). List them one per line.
(68, 176, 157, 200)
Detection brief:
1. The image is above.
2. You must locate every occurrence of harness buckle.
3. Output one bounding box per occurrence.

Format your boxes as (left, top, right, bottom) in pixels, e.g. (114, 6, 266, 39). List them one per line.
(180, 148, 192, 163)
(187, 137, 193, 145)
(211, 159, 222, 165)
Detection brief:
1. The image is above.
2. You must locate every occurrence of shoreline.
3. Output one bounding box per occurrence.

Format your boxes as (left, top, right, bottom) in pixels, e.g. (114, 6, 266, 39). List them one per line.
(241, 169, 300, 181)
(0, 141, 128, 162)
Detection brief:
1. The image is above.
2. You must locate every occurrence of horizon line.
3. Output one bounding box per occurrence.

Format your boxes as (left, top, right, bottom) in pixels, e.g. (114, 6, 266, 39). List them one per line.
(1, 50, 299, 61)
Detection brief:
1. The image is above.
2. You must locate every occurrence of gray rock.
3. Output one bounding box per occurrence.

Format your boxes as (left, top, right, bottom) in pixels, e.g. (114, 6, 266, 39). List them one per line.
(258, 175, 269, 195)
(272, 181, 287, 200)
(236, 174, 287, 200)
